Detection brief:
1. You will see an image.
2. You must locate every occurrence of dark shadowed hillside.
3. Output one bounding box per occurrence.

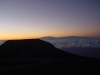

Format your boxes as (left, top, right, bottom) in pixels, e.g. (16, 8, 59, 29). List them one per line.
(0, 39, 85, 60)
(0, 39, 100, 75)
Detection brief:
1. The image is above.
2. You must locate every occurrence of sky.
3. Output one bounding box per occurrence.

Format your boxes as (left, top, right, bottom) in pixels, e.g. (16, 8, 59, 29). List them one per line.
(0, 0, 100, 40)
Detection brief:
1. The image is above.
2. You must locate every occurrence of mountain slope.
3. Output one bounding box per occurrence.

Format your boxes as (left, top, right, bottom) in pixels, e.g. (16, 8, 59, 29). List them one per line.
(0, 39, 100, 75)
(0, 39, 85, 60)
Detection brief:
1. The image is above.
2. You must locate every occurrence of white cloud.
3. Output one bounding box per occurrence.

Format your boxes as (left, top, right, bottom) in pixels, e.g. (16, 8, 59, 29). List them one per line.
(0, 41, 6, 45)
(41, 38, 100, 49)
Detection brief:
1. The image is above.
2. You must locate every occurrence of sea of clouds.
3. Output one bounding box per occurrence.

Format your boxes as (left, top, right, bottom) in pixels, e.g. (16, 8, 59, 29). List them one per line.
(41, 37, 100, 49)
(41, 37, 100, 58)
(0, 41, 6, 45)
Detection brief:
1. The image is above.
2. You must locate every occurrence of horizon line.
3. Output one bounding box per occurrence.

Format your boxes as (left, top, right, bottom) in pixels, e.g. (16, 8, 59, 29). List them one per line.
(0, 35, 100, 40)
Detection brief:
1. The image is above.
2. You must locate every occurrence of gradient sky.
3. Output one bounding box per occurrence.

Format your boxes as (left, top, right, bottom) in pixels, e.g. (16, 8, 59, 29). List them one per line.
(0, 0, 100, 40)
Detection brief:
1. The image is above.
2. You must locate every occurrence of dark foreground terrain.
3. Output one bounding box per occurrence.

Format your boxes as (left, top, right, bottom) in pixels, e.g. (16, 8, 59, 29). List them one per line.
(0, 39, 100, 75)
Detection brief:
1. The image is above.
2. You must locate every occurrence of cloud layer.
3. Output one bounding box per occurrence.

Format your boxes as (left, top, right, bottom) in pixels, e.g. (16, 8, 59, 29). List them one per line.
(0, 41, 6, 45)
(41, 37, 100, 49)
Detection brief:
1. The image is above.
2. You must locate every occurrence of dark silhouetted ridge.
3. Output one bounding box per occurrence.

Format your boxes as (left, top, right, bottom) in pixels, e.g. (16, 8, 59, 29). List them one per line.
(0, 39, 89, 60)
(0, 39, 100, 75)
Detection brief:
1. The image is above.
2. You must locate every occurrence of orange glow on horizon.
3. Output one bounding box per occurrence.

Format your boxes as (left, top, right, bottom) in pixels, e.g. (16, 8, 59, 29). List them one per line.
(0, 33, 99, 40)
(0, 28, 99, 40)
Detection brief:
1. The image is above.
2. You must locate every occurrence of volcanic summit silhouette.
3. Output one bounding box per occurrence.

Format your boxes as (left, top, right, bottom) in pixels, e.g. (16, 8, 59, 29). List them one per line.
(0, 39, 100, 75)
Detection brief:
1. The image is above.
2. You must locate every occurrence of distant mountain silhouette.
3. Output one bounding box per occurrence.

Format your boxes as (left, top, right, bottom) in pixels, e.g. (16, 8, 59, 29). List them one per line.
(41, 36, 56, 40)
(60, 36, 91, 39)
(41, 36, 100, 40)
(0, 39, 100, 75)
